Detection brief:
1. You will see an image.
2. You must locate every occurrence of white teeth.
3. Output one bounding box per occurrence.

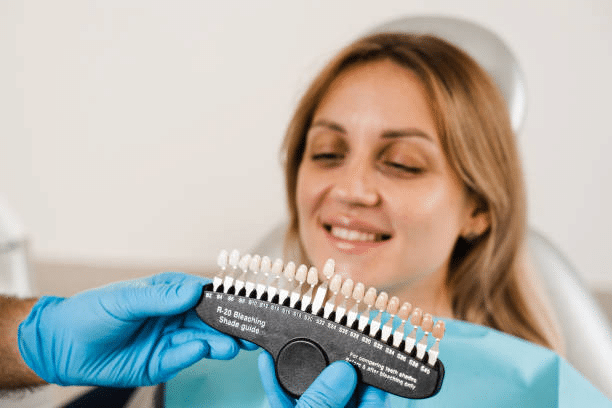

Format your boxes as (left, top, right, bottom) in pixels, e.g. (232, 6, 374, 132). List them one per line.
(330, 227, 378, 242)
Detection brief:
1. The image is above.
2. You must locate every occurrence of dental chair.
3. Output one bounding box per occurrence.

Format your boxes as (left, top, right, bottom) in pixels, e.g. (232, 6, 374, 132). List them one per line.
(251, 16, 612, 399)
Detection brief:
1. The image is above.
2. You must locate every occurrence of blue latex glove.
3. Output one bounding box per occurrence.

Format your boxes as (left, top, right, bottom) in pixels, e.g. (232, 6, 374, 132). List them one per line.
(18, 272, 257, 387)
(258, 351, 389, 408)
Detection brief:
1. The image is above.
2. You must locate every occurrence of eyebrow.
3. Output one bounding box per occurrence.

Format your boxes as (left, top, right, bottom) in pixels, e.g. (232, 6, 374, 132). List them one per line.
(310, 119, 434, 143)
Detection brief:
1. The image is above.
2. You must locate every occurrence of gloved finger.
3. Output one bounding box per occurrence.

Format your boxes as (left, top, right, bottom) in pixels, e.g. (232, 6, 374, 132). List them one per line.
(154, 340, 209, 384)
(296, 361, 357, 408)
(238, 339, 259, 351)
(101, 280, 204, 321)
(347, 384, 389, 408)
(201, 332, 240, 360)
(258, 351, 296, 408)
(146, 272, 210, 287)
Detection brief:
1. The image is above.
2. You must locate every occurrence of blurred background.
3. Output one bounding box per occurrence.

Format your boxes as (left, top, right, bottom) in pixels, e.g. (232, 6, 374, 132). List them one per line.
(1, 1, 611, 405)
(1, 1, 610, 300)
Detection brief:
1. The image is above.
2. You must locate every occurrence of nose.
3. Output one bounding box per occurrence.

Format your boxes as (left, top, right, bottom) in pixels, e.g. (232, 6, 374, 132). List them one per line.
(331, 161, 380, 207)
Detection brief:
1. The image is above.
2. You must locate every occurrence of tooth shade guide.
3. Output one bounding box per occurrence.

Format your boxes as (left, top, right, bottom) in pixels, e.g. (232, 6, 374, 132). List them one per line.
(208, 252, 446, 374)
(196, 281, 446, 399)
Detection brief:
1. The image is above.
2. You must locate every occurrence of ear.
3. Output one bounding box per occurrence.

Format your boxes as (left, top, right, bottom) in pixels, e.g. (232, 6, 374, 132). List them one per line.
(461, 198, 491, 240)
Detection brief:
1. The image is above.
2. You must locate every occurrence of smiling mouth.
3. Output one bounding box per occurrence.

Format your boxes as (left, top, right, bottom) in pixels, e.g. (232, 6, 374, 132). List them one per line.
(323, 224, 392, 243)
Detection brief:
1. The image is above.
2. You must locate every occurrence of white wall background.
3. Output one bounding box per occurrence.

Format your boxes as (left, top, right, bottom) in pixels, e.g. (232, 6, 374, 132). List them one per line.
(1, 1, 610, 285)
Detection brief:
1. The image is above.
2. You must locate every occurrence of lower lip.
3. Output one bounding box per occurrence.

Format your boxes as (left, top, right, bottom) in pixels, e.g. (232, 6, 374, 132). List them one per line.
(323, 227, 387, 255)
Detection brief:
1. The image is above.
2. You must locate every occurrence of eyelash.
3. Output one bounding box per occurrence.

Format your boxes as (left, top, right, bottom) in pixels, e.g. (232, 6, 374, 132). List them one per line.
(310, 153, 423, 176)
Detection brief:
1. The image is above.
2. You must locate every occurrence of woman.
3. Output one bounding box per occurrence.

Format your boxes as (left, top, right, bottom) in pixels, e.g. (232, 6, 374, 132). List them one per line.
(282, 32, 562, 352)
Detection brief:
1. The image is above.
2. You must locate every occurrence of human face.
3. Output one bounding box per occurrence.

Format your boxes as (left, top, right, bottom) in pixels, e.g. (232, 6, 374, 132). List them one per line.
(296, 60, 479, 300)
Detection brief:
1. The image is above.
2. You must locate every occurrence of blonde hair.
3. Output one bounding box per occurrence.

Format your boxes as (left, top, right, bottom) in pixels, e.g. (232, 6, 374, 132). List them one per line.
(281, 33, 563, 352)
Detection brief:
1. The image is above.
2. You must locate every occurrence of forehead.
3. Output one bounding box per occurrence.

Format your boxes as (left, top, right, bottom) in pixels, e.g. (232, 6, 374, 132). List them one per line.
(312, 59, 437, 135)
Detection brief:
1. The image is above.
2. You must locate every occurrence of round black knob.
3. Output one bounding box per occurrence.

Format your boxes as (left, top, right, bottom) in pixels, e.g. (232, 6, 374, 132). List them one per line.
(276, 339, 329, 397)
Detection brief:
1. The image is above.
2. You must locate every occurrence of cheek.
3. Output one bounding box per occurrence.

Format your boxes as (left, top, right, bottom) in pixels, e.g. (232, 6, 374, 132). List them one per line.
(296, 165, 329, 220)
(390, 182, 465, 245)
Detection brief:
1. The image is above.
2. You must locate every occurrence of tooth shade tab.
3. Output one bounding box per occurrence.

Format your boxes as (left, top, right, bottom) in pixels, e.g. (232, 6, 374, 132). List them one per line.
(289, 264, 308, 307)
(352, 283, 365, 301)
(334, 279, 355, 323)
(238, 254, 252, 271)
(283, 262, 296, 280)
(421, 314, 434, 333)
(229, 249, 240, 267)
(329, 274, 343, 294)
(410, 308, 423, 326)
(380, 296, 400, 342)
(386, 296, 400, 315)
(426, 320, 446, 367)
(217, 250, 229, 269)
(295, 264, 308, 283)
(358, 287, 378, 331)
(433, 320, 446, 340)
(397, 302, 413, 321)
(416, 313, 434, 360)
(322, 259, 335, 279)
(271, 258, 284, 276)
(249, 255, 261, 273)
(340, 279, 354, 298)
(323, 273, 343, 319)
(364, 287, 377, 307)
(374, 292, 389, 311)
(307, 267, 319, 286)
(368, 292, 388, 336)
(300, 267, 319, 312)
(260, 256, 272, 273)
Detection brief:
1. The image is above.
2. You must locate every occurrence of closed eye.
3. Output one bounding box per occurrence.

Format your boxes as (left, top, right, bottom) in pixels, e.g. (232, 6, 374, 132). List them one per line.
(311, 153, 344, 161)
(384, 161, 423, 174)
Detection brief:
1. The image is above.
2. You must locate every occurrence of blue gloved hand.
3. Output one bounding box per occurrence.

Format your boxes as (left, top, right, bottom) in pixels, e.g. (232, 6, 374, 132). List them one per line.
(258, 351, 389, 407)
(18, 272, 257, 387)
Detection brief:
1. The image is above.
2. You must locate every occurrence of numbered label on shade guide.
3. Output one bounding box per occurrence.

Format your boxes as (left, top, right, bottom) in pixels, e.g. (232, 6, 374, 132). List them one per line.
(197, 249, 446, 399)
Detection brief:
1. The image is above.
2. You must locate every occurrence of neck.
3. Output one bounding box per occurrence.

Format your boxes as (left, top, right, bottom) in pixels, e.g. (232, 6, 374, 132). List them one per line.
(387, 269, 454, 319)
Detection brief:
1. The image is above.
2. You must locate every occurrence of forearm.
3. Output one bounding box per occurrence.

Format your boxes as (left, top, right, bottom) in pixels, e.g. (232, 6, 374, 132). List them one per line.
(0, 296, 46, 389)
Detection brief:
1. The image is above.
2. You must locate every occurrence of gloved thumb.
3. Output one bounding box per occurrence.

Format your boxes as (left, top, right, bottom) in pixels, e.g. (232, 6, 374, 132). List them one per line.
(296, 361, 357, 408)
(97, 279, 204, 321)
